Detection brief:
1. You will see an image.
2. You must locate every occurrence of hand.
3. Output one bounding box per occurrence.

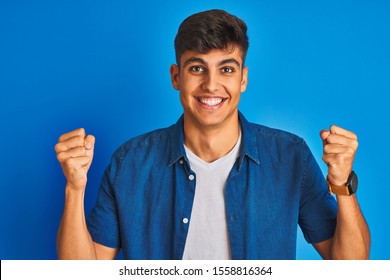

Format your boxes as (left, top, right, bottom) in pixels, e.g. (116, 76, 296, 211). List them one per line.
(54, 128, 95, 191)
(320, 125, 358, 186)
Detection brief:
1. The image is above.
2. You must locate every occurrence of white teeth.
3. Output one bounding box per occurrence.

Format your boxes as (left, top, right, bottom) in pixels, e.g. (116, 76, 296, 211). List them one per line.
(199, 98, 223, 106)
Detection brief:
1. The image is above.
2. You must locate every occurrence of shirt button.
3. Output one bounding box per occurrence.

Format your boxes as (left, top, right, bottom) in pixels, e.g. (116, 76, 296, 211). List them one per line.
(179, 159, 184, 165)
(183, 218, 189, 224)
(188, 174, 195, 181)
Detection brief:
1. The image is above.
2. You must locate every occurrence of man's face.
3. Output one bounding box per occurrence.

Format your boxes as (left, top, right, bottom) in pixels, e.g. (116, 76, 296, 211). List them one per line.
(170, 47, 248, 129)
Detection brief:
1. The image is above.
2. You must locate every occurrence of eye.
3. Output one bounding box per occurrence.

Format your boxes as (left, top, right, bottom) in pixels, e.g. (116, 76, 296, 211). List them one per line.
(189, 66, 205, 73)
(221, 67, 235, 74)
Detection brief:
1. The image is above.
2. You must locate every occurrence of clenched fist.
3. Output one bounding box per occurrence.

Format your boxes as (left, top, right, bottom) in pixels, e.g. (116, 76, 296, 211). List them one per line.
(320, 125, 358, 187)
(54, 128, 95, 191)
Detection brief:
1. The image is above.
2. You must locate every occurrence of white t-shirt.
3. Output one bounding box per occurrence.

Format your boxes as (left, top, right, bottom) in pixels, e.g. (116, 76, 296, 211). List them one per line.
(182, 134, 242, 259)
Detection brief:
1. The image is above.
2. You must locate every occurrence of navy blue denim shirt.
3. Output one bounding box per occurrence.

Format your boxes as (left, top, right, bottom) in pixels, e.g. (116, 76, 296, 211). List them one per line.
(87, 112, 337, 259)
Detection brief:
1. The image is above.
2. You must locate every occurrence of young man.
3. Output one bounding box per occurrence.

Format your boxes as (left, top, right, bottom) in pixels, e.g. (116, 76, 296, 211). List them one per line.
(55, 9, 370, 260)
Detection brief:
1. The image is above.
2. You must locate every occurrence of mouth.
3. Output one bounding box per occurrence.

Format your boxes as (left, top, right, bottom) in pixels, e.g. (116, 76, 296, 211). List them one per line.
(196, 97, 227, 108)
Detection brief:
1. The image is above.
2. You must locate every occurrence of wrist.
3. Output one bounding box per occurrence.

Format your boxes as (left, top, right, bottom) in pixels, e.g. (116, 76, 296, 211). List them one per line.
(65, 183, 86, 196)
(327, 177, 348, 187)
(327, 171, 358, 196)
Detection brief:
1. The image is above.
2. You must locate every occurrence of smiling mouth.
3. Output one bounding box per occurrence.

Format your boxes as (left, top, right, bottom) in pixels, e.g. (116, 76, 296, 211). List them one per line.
(196, 97, 226, 107)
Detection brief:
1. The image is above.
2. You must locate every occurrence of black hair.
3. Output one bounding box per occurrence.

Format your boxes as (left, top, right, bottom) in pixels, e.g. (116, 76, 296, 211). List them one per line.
(174, 9, 249, 65)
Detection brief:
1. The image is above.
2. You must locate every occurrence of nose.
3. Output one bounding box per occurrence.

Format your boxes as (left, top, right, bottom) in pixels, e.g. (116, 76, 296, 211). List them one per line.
(201, 72, 220, 92)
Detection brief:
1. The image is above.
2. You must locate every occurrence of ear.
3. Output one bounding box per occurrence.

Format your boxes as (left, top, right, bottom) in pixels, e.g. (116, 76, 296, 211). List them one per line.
(170, 64, 180, 90)
(240, 66, 248, 92)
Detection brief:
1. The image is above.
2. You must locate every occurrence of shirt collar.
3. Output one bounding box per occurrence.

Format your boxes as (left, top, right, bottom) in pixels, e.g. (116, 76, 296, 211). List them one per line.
(168, 111, 260, 166)
(168, 115, 187, 166)
(238, 111, 261, 165)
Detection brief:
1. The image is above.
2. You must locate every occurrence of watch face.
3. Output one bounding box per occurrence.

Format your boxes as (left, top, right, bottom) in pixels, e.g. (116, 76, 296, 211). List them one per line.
(347, 171, 358, 194)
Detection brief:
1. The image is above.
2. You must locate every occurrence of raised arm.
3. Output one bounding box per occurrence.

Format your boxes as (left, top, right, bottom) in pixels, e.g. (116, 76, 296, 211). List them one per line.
(55, 128, 118, 259)
(315, 125, 370, 259)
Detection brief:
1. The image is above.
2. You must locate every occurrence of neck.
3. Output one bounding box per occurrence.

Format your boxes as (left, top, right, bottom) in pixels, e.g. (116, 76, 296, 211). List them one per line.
(183, 112, 240, 163)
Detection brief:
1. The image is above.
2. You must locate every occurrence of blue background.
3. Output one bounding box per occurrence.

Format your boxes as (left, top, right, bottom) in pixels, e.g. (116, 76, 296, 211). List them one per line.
(0, 0, 389, 260)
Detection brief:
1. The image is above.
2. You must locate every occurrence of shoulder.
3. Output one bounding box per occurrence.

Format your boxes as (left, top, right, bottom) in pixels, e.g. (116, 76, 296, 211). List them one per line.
(103, 125, 177, 183)
(113, 125, 175, 160)
(249, 122, 304, 144)
(243, 118, 306, 150)
(239, 114, 311, 164)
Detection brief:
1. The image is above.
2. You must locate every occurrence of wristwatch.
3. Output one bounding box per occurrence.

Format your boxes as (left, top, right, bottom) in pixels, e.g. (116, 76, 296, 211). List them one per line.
(326, 171, 358, 196)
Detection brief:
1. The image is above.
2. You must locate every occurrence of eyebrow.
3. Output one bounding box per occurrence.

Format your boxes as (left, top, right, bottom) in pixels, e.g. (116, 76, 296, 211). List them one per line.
(182, 57, 241, 68)
(219, 58, 241, 68)
(182, 57, 206, 68)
